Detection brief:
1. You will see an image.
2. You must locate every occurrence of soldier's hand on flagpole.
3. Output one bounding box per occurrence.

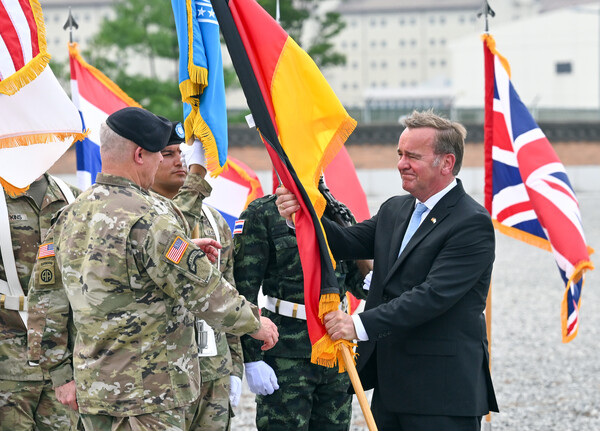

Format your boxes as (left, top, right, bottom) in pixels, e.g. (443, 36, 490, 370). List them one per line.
(54, 380, 78, 411)
(250, 316, 279, 350)
(191, 238, 222, 263)
(275, 186, 300, 222)
(180, 139, 206, 170)
(324, 310, 358, 341)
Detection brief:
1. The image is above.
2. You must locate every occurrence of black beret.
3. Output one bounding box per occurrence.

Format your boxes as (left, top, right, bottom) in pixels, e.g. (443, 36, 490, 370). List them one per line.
(106, 107, 172, 152)
(168, 121, 186, 146)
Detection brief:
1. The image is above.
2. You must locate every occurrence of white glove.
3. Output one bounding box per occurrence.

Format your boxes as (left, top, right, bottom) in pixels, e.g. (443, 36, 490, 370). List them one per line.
(229, 375, 242, 407)
(363, 270, 373, 291)
(244, 361, 279, 395)
(179, 139, 206, 170)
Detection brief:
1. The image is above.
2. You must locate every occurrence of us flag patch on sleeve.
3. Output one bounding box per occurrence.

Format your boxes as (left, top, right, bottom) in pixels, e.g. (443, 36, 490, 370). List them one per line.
(233, 220, 245, 235)
(38, 243, 55, 258)
(165, 236, 189, 264)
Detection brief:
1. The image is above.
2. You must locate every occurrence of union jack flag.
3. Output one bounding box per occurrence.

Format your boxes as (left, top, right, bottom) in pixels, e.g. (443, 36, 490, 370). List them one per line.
(483, 34, 594, 342)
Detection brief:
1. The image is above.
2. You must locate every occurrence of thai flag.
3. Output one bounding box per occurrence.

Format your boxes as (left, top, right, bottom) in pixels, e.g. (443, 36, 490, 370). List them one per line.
(204, 156, 263, 234)
(68, 43, 141, 190)
(483, 34, 594, 342)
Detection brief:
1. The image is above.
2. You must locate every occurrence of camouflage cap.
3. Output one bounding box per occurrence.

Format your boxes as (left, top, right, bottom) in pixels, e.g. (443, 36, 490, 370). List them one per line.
(106, 107, 171, 152)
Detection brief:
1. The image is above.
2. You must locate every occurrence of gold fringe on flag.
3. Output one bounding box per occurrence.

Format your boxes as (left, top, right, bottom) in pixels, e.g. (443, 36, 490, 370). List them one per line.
(0, 0, 50, 95)
(309, 293, 358, 372)
(482, 33, 511, 77)
(68, 43, 141, 107)
(561, 260, 595, 343)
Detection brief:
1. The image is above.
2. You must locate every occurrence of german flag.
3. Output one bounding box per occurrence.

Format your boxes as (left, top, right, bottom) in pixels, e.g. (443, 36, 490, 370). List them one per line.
(211, 0, 356, 370)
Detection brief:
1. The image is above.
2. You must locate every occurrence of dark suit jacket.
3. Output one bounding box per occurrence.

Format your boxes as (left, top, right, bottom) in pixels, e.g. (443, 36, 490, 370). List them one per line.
(323, 180, 498, 417)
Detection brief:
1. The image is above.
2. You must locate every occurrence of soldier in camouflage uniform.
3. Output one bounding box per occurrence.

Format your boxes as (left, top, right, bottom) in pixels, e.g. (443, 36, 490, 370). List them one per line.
(151, 133, 244, 431)
(233, 194, 369, 431)
(26, 107, 278, 431)
(0, 173, 79, 430)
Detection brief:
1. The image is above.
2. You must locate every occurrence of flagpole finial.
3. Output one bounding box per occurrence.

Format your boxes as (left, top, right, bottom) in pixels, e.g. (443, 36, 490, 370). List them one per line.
(477, 0, 496, 33)
(63, 7, 79, 44)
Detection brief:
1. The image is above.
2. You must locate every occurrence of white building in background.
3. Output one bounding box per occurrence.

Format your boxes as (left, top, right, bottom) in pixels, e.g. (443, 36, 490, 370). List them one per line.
(450, 3, 600, 112)
(39, 0, 600, 117)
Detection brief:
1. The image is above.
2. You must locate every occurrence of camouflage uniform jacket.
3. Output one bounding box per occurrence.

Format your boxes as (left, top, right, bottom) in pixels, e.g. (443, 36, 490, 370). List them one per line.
(27, 173, 260, 416)
(233, 195, 367, 362)
(172, 174, 244, 381)
(0, 174, 78, 385)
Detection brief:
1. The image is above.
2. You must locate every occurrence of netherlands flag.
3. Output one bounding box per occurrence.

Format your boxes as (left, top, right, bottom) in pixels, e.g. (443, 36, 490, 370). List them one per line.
(68, 42, 141, 190)
(483, 34, 594, 342)
(203, 156, 263, 234)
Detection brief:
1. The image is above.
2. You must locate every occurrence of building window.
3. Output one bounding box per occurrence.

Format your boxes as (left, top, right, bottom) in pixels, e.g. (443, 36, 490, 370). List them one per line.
(399, 18, 405, 25)
(440, 59, 447, 67)
(411, 60, 417, 68)
(399, 39, 405, 47)
(440, 38, 446, 46)
(381, 18, 386, 26)
(556, 62, 572, 74)
(352, 62, 358, 69)
(342, 83, 347, 90)
(429, 16, 435, 24)
(381, 61, 387, 68)
(400, 60, 406, 68)
(411, 39, 417, 47)
(440, 16, 446, 24)
(430, 59, 436, 67)
(371, 61, 377, 68)
(370, 41, 376, 48)
(410, 17, 416, 25)
(352, 41, 358, 48)
(353, 83, 358, 89)
(381, 40, 387, 47)
(370, 19, 377, 27)
(430, 39, 436, 46)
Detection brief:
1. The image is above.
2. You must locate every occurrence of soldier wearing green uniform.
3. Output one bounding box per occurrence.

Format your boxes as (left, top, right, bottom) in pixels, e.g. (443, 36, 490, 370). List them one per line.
(0, 174, 79, 430)
(26, 107, 278, 431)
(152, 132, 244, 431)
(233, 194, 369, 431)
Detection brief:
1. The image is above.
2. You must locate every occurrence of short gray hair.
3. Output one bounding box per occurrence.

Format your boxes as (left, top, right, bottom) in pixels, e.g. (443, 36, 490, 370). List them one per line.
(402, 110, 466, 175)
(99, 122, 135, 161)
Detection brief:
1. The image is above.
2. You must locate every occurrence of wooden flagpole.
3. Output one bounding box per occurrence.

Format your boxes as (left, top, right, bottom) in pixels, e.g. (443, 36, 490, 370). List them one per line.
(341, 344, 378, 431)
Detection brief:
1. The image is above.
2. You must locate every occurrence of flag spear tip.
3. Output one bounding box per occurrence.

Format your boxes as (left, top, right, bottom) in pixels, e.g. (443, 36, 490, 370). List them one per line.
(477, 0, 496, 33)
(63, 7, 79, 43)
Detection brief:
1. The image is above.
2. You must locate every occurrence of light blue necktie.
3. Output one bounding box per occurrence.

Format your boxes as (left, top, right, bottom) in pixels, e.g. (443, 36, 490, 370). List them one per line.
(398, 202, 428, 257)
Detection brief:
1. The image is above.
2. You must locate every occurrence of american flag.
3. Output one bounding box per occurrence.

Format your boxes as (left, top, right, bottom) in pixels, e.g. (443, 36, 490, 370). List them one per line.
(38, 243, 55, 259)
(165, 237, 189, 264)
(483, 34, 594, 342)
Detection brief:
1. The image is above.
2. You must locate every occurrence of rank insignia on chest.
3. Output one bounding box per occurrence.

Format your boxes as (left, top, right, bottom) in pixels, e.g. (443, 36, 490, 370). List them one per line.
(233, 219, 245, 235)
(38, 242, 55, 258)
(165, 236, 189, 264)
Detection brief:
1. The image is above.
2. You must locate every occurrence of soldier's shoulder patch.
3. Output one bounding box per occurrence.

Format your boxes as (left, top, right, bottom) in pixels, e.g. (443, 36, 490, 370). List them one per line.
(38, 242, 55, 259)
(165, 236, 189, 264)
(233, 219, 245, 235)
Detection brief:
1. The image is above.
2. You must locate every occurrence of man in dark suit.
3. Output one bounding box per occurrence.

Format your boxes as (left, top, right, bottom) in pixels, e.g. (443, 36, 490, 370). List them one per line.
(275, 110, 498, 431)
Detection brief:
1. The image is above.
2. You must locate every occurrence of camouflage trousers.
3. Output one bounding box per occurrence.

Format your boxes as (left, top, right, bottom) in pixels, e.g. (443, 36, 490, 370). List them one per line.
(79, 405, 198, 431)
(256, 356, 352, 431)
(188, 374, 232, 431)
(0, 379, 77, 431)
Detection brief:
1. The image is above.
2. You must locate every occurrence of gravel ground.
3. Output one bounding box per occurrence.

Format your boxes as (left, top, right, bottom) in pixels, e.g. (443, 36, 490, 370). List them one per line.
(231, 192, 600, 430)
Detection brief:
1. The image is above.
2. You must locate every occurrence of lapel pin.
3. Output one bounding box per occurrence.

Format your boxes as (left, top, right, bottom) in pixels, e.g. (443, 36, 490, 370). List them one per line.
(430, 217, 436, 224)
